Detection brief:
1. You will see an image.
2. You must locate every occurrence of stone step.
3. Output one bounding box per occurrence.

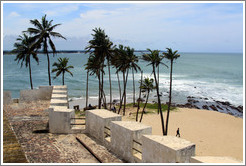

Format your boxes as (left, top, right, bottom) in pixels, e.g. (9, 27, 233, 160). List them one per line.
(50, 99, 68, 107)
(53, 85, 67, 90)
(51, 94, 67, 100)
(52, 89, 67, 94)
(70, 126, 85, 134)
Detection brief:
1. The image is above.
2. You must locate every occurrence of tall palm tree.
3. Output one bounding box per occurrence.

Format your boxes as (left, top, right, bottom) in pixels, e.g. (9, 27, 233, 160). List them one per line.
(126, 46, 141, 106)
(52, 57, 74, 85)
(114, 45, 133, 115)
(142, 49, 165, 135)
(139, 77, 155, 122)
(163, 48, 180, 135)
(26, 15, 66, 86)
(85, 55, 105, 109)
(85, 27, 114, 109)
(13, 33, 39, 89)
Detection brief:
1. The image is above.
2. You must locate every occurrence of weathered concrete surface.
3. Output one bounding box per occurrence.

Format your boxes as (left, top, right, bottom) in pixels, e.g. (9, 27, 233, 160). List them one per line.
(50, 99, 68, 107)
(85, 109, 122, 146)
(52, 89, 67, 94)
(52, 85, 67, 90)
(19, 86, 53, 102)
(3, 91, 12, 105)
(49, 106, 75, 134)
(51, 94, 67, 100)
(76, 134, 123, 163)
(142, 135, 195, 163)
(190, 156, 242, 163)
(110, 121, 152, 162)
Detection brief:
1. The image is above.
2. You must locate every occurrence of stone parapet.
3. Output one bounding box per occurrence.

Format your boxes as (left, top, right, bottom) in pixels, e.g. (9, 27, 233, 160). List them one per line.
(85, 109, 122, 147)
(110, 121, 152, 163)
(142, 135, 195, 163)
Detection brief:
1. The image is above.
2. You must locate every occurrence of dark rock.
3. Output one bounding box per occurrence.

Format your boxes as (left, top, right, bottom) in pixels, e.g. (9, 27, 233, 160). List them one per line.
(194, 86, 196, 88)
(216, 105, 223, 110)
(202, 105, 209, 110)
(204, 98, 208, 100)
(137, 98, 145, 102)
(209, 105, 218, 111)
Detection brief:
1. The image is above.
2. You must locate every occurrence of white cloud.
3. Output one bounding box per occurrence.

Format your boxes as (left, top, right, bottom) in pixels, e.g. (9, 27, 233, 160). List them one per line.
(43, 4, 79, 17)
(9, 11, 20, 17)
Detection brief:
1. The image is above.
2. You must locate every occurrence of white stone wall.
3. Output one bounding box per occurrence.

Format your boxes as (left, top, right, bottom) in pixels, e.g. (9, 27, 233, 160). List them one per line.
(19, 86, 53, 102)
(85, 109, 122, 146)
(49, 107, 75, 134)
(110, 121, 152, 163)
(142, 135, 195, 163)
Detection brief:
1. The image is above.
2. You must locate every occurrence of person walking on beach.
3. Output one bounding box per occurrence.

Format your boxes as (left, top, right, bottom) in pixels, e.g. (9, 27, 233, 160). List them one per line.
(176, 128, 180, 137)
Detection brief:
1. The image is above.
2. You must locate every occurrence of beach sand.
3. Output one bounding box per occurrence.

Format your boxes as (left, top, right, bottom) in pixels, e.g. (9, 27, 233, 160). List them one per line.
(122, 107, 243, 161)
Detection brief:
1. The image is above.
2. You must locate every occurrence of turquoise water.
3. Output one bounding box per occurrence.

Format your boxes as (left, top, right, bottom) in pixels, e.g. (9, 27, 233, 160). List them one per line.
(3, 52, 243, 106)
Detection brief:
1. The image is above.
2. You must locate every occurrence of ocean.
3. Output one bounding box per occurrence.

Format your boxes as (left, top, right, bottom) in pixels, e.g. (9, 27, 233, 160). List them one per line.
(3, 52, 244, 115)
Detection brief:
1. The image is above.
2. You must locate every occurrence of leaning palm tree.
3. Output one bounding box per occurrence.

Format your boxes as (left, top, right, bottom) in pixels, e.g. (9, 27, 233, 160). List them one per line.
(126, 46, 141, 106)
(26, 15, 66, 86)
(52, 57, 74, 85)
(13, 33, 39, 89)
(142, 49, 165, 135)
(163, 48, 180, 135)
(139, 77, 155, 122)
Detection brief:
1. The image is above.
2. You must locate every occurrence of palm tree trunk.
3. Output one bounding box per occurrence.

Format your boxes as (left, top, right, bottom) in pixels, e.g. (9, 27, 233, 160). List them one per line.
(117, 72, 121, 102)
(153, 65, 165, 136)
(62, 71, 65, 85)
(86, 70, 89, 108)
(28, 58, 33, 89)
(140, 90, 149, 122)
(118, 71, 125, 114)
(108, 60, 112, 110)
(132, 69, 136, 106)
(123, 69, 129, 116)
(136, 70, 143, 121)
(157, 65, 160, 114)
(165, 60, 173, 135)
(98, 72, 101, 109)
(101, 70, 106, 109)
(46, 52, 51, 86)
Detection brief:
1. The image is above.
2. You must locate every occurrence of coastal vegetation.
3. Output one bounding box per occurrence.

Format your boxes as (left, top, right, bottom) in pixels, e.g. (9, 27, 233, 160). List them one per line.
(163, 48, 180, 135)
(52, 57, 74, 85)
(142, 49, 166, 135)
(26, 15, 66, 86)
(13, 33, 39, 90)
(139, 77, 155, 122)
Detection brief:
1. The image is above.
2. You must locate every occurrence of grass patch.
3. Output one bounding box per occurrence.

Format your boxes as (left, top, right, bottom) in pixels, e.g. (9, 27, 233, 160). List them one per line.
(126, 102, 176, 113)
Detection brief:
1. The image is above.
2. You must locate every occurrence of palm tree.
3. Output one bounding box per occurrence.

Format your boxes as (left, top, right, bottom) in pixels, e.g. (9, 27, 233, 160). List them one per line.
(142, 49, 165, 135)
(136, 70, 143, 121)
(26, 15, 66, 86)
(113, 45, 132, 115)
(52, 57, 73, 85)
(126, 46, 141, 106)
(85, 27, 114, 109)
(139, 77, 155, 122)
(163, 48, 180, 135)
(13, 33, 39, 89)
(85, 55, 105, 109)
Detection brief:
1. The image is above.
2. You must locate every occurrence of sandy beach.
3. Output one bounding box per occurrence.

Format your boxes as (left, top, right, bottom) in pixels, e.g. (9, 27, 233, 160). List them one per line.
(122, 107, 243, 161)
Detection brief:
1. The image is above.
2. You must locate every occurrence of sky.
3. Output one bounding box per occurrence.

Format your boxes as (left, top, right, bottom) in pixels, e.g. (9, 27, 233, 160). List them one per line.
(2, 2, 244, 53)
